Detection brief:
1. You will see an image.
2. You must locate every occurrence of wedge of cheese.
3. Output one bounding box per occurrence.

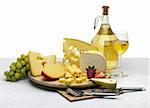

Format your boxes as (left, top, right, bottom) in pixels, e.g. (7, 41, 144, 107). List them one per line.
(28, 51, 57, 77)
(28, 51, 43, 77)
(80, 50, 106, 72)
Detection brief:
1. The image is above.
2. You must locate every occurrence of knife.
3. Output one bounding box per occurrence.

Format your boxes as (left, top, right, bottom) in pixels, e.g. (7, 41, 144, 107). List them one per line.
(66, 88, 117, 97)
(66, 87, 145, 97)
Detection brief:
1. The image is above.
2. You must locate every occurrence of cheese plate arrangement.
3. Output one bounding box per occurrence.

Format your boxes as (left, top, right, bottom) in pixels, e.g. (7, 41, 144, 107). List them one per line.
(27, 48, 111, 89)
(3, 38, 113, 89)
(3, 5, 146, 102)
(3, 38, 146, 101)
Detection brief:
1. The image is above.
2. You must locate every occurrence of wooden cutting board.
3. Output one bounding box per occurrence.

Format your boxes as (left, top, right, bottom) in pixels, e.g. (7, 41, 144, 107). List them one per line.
(28, 72, 95, 89)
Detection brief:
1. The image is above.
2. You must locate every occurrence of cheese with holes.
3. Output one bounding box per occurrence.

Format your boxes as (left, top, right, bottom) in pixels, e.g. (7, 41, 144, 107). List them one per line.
(80, 50, 106, 72)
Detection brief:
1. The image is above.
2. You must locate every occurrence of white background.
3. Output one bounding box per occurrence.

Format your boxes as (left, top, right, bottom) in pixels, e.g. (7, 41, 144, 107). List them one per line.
(0, 0, 149, 58)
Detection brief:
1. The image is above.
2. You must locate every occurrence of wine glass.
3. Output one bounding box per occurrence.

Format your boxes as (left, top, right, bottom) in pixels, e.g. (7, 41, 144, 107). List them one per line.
(112, 31, 129, 77)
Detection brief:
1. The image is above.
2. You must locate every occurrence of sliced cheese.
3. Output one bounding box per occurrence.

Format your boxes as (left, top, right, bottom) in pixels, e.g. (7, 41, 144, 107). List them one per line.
(80, 50, 106, 72)
(29, 52, 57, 77)
(65, 64, 75, 75)
(28, 51, 43, 76)
(43, 63, 65, 78)
(65, 64, 83, 75)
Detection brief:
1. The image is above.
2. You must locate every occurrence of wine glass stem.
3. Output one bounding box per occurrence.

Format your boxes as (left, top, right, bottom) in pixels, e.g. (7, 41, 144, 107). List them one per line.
(118, 54, 122, 68)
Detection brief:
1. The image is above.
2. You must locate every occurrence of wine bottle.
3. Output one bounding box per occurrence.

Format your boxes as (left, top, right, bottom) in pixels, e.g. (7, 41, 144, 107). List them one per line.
(91, 6, 118, 69)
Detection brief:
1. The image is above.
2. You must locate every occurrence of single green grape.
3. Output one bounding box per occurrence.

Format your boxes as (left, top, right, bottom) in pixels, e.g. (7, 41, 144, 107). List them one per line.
(21, 54, 26, 60)
(16, 69, 21, 73)
(16, 62, 22, 69)
(9, 71, 14, 76)
(22, 67, 27, 72)
(18, 73, 23, 78)
(21, 71, 26, 77)
(26, 64, 30, 70)
(24, 57, 29, 63)
(20, 60, 26, 66)
(6, 76, 11, 81)
(16, 61, 20, 64)
(14, 73, 20, 79)
(17, 57, 22, 61)
(10, 65, 16, 71)
(9, 64, 14, 68)
(4, 71, 10, 76)
(11, 76, 17, 82)
(21, 68, 26, 73)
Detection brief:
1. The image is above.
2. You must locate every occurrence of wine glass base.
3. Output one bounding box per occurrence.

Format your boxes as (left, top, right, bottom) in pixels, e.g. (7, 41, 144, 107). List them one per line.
(111, 67, 128, 78)
(112, 72, 128, 78)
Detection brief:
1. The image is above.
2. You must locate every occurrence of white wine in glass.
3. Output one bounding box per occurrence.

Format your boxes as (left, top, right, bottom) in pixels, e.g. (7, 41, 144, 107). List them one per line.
(112, 32, 129, 77)
(113, 40, 129, 55)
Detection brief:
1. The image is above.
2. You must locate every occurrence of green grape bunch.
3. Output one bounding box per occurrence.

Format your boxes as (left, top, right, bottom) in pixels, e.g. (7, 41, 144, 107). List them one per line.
(4, 54, 30, 82)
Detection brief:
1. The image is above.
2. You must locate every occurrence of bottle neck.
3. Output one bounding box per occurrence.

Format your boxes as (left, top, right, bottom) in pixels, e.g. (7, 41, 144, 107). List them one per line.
(101, 15, 109, 25)
(97, 14, 114, 35)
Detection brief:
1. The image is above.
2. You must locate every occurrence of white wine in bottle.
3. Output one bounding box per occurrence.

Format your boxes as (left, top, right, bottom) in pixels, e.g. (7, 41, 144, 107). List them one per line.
(91, 6, 118, 69)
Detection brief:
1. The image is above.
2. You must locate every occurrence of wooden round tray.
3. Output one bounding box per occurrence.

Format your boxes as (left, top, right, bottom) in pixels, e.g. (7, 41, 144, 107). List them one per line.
(28, 72, 95, 89)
